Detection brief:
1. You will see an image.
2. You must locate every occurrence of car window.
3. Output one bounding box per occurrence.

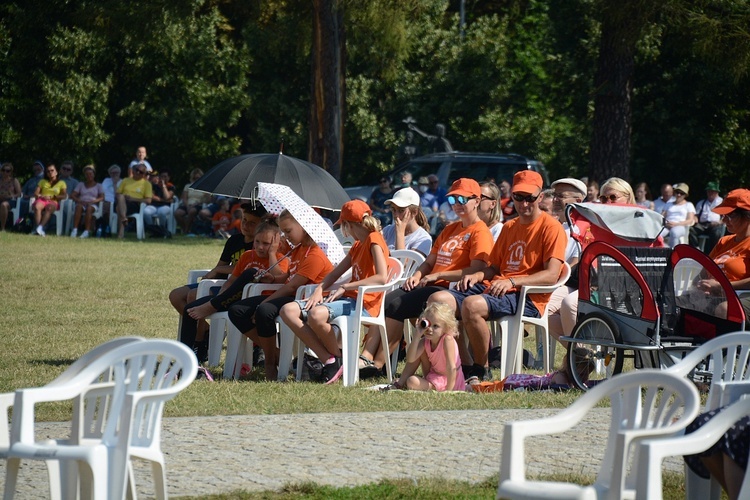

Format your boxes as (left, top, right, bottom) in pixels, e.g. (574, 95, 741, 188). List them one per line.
(393, 161, 443, 182)
(447, 162, 527, 186)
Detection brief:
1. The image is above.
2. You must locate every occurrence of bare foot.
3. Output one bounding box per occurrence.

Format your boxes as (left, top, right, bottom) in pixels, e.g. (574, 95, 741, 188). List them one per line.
(188, 301, 217, 320)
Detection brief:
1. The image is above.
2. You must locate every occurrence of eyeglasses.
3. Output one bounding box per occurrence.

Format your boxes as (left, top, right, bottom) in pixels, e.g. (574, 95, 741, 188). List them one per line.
(447, 195, 476, 205)
(721, 212, 738, 221)
(512, 192, 540, 203)
(599, 194, 622, 203)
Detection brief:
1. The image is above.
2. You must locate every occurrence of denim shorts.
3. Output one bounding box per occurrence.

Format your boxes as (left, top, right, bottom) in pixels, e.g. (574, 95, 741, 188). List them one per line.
(448, 284, 539, 320)
(294, 297, 370, 321)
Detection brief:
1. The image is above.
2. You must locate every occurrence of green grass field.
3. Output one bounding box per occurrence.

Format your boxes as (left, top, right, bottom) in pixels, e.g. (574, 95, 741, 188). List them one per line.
(0, 231, 690, 499)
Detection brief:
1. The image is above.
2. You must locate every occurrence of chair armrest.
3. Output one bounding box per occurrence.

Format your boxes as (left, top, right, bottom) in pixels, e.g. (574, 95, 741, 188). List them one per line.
(187, 269, 211, 284)
(242, 283, 282, 299)
(196, 279, 226, 299)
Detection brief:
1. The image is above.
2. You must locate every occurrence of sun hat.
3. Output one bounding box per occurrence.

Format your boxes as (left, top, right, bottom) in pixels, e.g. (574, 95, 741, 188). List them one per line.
(712, 189, 750, 215)
(336, 199, 371, 225)
(673, 183, 690, 196)
(385, 187, 420, 208)
(447, 178, 481, 198)
(550, 178, 587, 197)
(512, 170, 543, 193)
(705, 181, 720, 192)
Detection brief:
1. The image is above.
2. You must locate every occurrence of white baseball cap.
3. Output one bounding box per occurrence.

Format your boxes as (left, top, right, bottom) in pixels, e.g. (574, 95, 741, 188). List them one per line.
(385, 187, 420, 208)
(551, 178, 588, 197)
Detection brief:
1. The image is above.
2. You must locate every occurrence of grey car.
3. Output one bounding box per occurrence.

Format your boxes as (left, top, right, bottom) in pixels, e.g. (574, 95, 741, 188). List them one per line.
(345, 152, 549, 202)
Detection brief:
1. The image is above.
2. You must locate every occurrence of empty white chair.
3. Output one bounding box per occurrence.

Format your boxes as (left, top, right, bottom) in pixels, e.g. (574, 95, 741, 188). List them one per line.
(3, 339, 197, 500)
(497, 369, 700, 500)
(491, 262, 572, 378)
(636, 395, 750, 500)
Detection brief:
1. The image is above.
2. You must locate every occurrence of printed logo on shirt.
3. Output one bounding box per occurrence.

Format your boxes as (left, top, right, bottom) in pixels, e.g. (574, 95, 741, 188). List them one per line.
(505, 240, 527, 272)
(436, 235, 466, 267)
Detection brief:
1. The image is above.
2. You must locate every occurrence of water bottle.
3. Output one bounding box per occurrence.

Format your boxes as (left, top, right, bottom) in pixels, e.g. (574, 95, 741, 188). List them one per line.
(96, 227, 102, 238)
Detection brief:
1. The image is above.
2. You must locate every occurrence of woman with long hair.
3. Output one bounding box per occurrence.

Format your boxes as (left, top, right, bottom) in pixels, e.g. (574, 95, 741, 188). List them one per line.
(32, 163, 67, 236)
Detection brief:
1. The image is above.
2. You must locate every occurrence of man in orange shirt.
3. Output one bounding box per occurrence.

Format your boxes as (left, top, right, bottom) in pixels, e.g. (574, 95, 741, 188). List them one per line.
(434, 170, 567, 381)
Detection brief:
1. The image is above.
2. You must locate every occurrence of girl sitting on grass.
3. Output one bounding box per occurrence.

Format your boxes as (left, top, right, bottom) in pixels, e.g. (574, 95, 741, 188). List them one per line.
(387, 302, 465, 392)
(279, 200, 389, 384)
(227, 209, 333, 381)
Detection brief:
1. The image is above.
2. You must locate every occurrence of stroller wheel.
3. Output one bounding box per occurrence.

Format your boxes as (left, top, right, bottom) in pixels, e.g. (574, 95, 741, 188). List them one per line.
(567, 312, 624, 390)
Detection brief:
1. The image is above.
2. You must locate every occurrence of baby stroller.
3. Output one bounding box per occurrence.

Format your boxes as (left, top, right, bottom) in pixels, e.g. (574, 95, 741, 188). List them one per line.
(560, 203, 746, 390)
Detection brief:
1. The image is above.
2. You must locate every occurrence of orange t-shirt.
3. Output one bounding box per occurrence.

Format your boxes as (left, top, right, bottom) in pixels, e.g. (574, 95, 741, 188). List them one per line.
(212, 210, 231, 230)
(287, 244, 333, 285)
(487, 212, 567, 313)
(344, 231, 390, 317)
(429, 220, 493, 288)
(232, 250, 289, 278)
(709, 234, 750, 282)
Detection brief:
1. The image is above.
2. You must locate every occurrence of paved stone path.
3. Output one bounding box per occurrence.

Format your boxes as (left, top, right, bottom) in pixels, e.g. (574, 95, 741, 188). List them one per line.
(0, 409, 684, 498)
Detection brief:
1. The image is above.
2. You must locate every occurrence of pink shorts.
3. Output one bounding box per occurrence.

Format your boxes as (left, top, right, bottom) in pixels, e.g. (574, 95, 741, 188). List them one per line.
(35, 198, 59, 210)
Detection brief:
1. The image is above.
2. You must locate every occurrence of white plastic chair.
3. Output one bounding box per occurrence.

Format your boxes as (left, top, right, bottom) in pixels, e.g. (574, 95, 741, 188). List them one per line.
(491, 262, 572, 378)
(660, 331, 750, 499)
(672, 258, 704, 296)
(110, 201, 147, 240)
(3, 339, 197, 500)
(328, 257, 403, 385)
(65, 200, 104, 235)
(28, 197, 67, 236)
(195, 278, 229, 367)
(0, 337, 145, 500)
(176, 269, 212, 342)
(9, 198, 22, 225)
(224, 283, 282, 380)
(497, 369, 700, 500)
(390, 249, 426, 356)
(635, 395, 750, 500)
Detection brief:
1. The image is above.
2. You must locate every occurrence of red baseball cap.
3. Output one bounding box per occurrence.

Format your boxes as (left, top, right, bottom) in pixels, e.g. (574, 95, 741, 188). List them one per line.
(712, 189, 750, 215)
(512, 170, 543, 194)
(336, 199, 371, 225)
(447, 178, 481, 198)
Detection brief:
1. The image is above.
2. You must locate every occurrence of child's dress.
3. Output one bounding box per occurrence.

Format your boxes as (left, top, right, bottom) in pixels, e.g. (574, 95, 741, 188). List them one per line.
(424, 334, 465, 391)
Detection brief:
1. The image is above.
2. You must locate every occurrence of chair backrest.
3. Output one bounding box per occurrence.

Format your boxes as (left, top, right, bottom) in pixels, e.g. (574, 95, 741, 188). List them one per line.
(665, 331, 750, 411)
(599, 370, 700, 495)
(390, 249, 425, 283)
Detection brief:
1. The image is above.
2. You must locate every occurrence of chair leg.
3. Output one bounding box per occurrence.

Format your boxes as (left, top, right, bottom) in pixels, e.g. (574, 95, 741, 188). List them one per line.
(207, 318, 225, 367)
(224, 325, 243, 380)
(4, 457, 22, 499)
(336, 317, 357, 386)
(149, 459, 168, 500)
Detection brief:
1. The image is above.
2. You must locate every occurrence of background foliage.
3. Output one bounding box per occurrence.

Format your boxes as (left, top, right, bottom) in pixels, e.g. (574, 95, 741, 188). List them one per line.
(0, 0, 748, 195)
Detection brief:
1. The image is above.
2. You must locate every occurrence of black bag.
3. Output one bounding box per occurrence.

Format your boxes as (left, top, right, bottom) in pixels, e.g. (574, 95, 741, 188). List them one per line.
(11, 214, 34, 234)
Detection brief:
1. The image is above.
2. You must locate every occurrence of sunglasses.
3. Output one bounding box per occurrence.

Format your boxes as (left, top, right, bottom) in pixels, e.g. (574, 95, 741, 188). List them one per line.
(447, 195, 476, 205)
(1, 169, 11, 173)
(721, 212, 739, 220)
(599, 194, 621, 203)
(480, 195, 494, 202)
(674, 191, 686, 196)
(417, 318, 431, 329)
(61, 167, 72, 171)
(512, 192, 540, 203)
(135, 170, 146, 175)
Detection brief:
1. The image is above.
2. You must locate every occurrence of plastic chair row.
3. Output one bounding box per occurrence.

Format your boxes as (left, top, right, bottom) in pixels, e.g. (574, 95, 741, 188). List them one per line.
(496, 331, 750, 500)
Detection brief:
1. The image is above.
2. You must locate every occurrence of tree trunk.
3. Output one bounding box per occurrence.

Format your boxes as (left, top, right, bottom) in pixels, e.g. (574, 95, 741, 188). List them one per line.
(589, 12, 636, 183)
(309, 0, 345, 181)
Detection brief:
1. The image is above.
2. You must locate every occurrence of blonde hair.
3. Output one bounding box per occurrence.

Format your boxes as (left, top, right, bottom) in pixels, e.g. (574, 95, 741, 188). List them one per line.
(343, 214, 381, 236)
(278, 209, 314, 244)
(420, 303, 459, 338)
(479, 181, 502, 225)
(601, 177, 636, 204)
(83, 164, 96, 174)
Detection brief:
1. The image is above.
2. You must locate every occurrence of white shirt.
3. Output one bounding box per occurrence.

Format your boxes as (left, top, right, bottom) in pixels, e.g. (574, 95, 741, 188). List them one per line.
(381, 224, 433, 257)
(653, 196, 675, 215)
(695, 196, 723, 224)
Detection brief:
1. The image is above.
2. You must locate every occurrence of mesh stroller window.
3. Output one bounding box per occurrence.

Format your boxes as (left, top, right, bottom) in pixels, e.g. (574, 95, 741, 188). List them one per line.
(596, 247, 671, 316)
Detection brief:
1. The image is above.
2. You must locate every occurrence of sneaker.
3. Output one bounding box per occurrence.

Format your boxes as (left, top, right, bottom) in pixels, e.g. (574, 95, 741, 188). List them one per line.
(70, 228, 78, 238)
(80, 230, 90, 239)
(322, 357, 343, 384)
(35, 225, 46, 237)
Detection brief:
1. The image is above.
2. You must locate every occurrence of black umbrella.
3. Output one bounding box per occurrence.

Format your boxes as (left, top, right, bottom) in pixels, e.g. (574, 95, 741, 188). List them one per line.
(190, 153, 351, 211)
